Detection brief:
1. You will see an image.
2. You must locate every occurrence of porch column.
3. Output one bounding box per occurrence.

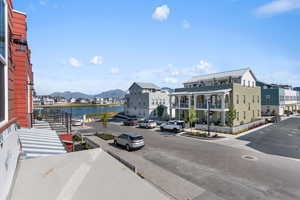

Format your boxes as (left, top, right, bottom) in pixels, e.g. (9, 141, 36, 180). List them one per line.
(169, 95, 172, 120)
(221, 93, 226, 126)
(179, 96, 181, 109)
(194, 95, 197, 110)
(221, 94, 225, 109)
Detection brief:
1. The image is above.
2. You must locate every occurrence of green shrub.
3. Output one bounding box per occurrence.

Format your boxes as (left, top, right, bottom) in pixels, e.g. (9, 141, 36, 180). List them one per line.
(73, 135, 82, 142)
(95, 133, 114, 140)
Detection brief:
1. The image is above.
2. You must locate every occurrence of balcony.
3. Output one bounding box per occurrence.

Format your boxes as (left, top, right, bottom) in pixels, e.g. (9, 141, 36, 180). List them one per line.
(180, 103, 189, 108)
(175, 84, 232, 93)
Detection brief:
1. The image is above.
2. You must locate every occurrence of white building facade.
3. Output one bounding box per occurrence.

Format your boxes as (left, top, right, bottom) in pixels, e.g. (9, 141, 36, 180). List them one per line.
(125, 82, 170, 119)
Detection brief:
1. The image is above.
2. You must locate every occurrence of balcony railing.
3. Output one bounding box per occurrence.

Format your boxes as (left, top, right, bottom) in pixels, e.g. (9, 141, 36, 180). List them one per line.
(175, 83, 232, 93)
(180, 103, 189, 108)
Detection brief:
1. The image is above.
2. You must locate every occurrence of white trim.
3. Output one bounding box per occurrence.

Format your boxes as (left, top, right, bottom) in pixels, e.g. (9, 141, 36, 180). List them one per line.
(12, 9, 27, 16)
(171, 89, 232, 96)
(0, 0, 8, 125)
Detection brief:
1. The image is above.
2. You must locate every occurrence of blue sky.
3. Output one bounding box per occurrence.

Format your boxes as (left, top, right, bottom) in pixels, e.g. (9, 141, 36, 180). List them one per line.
(14, 0, 300, 95)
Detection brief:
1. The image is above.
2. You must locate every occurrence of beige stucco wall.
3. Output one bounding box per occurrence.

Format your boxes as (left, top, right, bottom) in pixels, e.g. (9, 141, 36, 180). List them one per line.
(232, 83, 261, 126)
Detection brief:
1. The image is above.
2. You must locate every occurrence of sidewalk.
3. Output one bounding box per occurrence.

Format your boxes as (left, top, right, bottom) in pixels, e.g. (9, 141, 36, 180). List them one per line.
(85, 136, 205, 200)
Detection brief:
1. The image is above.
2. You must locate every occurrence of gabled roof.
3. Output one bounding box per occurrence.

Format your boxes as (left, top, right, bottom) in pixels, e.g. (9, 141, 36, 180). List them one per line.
(130, 82, 160, 90)
(184, 68, 256, 84)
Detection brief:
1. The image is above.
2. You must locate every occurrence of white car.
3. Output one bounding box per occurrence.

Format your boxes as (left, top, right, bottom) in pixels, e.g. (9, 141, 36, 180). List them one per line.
(160, 121, 185, 133)
(72, 120, 82, 126)
(138, 120, 157, 129)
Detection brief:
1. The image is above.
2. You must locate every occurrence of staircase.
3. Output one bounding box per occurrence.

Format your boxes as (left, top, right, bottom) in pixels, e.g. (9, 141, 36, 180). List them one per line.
(32, 120, 52, 130)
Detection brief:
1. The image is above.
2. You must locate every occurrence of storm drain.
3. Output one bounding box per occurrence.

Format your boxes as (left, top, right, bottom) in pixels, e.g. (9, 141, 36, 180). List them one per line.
(242, 155, 258, 161)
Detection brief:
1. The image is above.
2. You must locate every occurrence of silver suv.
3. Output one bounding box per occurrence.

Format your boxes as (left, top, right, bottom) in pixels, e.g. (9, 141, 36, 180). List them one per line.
(114, 133, 145, 151)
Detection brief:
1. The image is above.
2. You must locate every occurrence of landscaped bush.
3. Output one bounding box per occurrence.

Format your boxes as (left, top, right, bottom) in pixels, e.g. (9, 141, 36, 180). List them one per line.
(73, 135, 82, 142)
(95, 133, 115, 140)
(74, 143, 93, 151)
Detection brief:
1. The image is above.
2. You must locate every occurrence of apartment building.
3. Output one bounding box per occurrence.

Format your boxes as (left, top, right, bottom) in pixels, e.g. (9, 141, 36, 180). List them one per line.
(125, 82, 170, 119)
(258, 82, 300, 116)
(171, 68, 261, 126)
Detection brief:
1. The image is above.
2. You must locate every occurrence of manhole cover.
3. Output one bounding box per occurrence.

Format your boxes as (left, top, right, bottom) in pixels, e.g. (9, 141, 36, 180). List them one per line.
(242, 155, 258, 161)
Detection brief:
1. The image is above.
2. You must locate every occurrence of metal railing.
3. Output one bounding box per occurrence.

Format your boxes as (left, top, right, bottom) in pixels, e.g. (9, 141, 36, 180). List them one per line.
(31, 109, 72, 133)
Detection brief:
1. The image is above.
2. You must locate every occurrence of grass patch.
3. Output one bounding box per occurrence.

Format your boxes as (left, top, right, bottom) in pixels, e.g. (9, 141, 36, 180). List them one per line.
(86, 112, 117, 118)
(34, 104, 123, 109)
(95, 133, 115, 140)
(189, 131, 207, 136)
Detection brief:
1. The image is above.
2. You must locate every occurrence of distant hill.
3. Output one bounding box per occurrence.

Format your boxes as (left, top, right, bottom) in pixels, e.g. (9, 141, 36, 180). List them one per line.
(94, 89, 126, 98)
(49, 89, 126, 99)
(49, 91, 92, 99)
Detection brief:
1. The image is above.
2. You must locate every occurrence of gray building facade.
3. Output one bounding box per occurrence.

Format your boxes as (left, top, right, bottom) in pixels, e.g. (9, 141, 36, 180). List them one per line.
(124, 82, 170, 119)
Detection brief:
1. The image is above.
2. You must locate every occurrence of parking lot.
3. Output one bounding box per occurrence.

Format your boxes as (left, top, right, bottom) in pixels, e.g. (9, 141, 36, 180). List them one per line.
(79, 117, 300, 200)
(238, 117, 300, 159)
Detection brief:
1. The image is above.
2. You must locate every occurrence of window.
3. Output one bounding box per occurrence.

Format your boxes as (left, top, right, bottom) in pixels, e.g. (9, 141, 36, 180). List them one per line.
(0, 0, 5, 57)
(248, 103, 251, 111)
(243, 95, 246, 104)
(253, 110, 255, 118)
(0, 62, 4, 121)
(237, 95, 239, 104)
(237, 112, 239, 120)
(248, 81, 250, 87)
(243, 80, 246, 86)
(0, 1, 5, 122)
(257, 110, 260, 117)
(252, 95, 255, 103)
(243, 111, 246, 120)
(257, 96, 260, 103)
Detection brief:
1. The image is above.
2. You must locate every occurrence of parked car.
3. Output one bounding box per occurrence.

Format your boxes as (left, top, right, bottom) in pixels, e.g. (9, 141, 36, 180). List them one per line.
(123, 118, 138, 126)
(114, 133, 145, 151)
(138, 120, 157, 129)
(72, 119, 82, 126)
(160, 121, 185, 133)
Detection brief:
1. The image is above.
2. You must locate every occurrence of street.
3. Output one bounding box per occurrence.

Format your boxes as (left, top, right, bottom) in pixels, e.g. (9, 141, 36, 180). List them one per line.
(80, 118, 300, 200)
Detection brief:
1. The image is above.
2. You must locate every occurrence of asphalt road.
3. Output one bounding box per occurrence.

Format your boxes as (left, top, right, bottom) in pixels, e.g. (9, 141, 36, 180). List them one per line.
(239, 117, 300, 159)
(80, 119, 300, 200)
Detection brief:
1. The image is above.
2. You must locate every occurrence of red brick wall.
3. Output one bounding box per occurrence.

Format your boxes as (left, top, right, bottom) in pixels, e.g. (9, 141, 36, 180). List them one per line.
(11, 11, 33, 127)
(1, 0, 33, 129)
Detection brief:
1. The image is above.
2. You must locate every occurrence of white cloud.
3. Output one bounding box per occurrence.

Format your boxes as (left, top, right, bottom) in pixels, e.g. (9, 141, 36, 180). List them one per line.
(90, 56, 103, 65)
(256, 0, 300, 16)
(182, 20, 191, 29)
(193, 60, 215, 74)
(111, 67, 120, 74)
(164, 77, 178, 84)
(69, 57, 81, 67)
(152, 5, 170, 21)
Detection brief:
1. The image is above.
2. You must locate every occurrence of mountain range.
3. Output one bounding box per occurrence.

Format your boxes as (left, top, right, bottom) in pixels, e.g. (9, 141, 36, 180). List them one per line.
(49, 89, 127, 99)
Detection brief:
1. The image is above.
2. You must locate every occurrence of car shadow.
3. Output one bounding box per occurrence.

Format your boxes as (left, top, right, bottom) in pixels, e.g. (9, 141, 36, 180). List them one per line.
(108, 142, 141, 152)
(154, 129, 179, 136)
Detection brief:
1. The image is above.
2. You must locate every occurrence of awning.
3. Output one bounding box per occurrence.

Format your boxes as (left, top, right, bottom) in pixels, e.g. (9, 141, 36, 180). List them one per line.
(17, 128, 67, 159)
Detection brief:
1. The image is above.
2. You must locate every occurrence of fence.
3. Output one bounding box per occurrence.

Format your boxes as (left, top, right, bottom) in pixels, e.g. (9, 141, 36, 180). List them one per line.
(31, 109, 72, 133)
(195, 119, 266, 134)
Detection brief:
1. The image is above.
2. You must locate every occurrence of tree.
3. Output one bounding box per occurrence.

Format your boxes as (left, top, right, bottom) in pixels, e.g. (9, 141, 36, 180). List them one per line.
(226, 105, 236, 127)
(188, 108, 198, 130)
(156, 105, 165, 119)
(101, 112, 109, 128)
